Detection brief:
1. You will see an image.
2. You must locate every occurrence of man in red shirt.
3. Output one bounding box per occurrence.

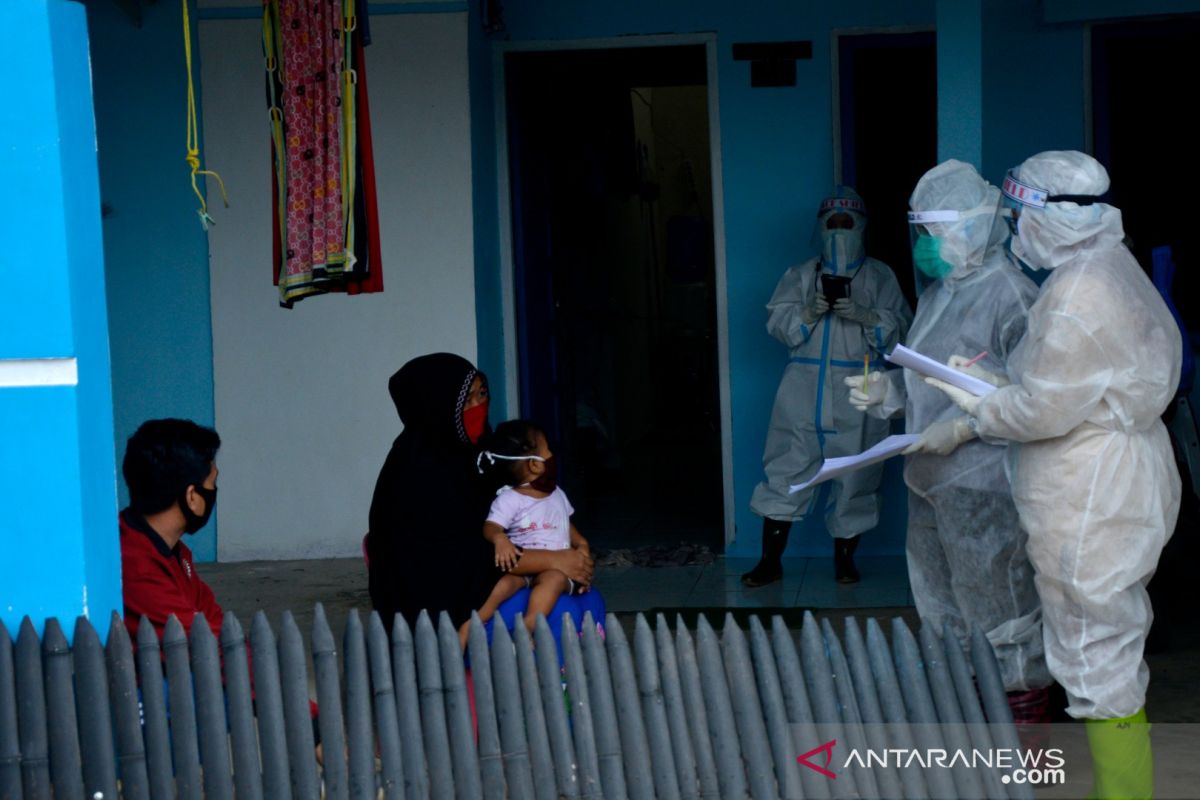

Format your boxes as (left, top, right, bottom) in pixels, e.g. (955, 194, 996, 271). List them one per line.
(119, 419, 321, 746)
(119, 418, 223, 645)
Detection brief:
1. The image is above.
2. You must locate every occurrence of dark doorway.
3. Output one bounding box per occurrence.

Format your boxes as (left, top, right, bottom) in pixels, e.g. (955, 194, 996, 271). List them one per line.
(1092, 16, 1200, 654)
(838, 31, 937, 307)
(504, 45, 724, 552)
(1092, 17, 1200, 333)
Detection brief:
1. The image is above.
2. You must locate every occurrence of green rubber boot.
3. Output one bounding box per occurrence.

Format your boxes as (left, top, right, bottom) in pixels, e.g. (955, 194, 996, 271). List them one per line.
(1086, 708, 1153, 799)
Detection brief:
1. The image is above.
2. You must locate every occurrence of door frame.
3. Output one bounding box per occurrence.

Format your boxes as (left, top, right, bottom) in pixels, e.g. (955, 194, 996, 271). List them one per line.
(493, 32, 736, 546)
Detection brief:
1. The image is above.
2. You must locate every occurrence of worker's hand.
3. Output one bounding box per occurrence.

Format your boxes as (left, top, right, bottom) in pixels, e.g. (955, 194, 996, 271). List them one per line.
(801, 293, 830, 326)
(924, 377, 982, 416)
(832, 297, 881, 327)
(902, 416, 975, 456)
(844, 371, 888, 411)
(494, 536, 521, 572)
(947, 354, 1009, 387)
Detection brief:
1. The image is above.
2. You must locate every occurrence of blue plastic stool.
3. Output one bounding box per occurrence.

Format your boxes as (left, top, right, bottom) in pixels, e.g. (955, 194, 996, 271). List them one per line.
(484, 586, 606, 662)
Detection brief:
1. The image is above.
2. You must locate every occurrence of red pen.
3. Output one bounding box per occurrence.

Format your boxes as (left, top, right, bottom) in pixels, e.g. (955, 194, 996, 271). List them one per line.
(962, 350, 989, 368)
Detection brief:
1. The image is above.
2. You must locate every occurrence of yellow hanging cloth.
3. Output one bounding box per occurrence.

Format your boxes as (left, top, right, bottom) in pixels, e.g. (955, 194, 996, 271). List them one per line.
(182, 0, 228, 230)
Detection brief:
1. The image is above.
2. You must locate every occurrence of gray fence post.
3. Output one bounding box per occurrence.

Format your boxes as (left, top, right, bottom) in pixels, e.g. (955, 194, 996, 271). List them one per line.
(694, 614, 747, 800)
(15, 619, 49, 798)
(391, 614, 431, 800)
(561, 613, 602, 799)
(314, 603, 349, 800)
(890, 618, 961, 800)
(654, 614, 698, 800)
(42, 619, 83, 800)
(72, 617, 117, 800)
(163, 616, 202, 800)
(821, 618, 880, 799)
(367, 612, 406, 800)
(605, 614, 656, 800)
(135, 617, 175, 800)
(919, 624, 997, 800)
(104, 615, 148, 800)
(344, 611, 377, 800)
(770, 615, 831, 800)
(279, 611, 320, 800)
(720, 615, 775, 800)
(466, 615, 507, 800)
(221, 613, 265, 800)
(415, 611, 454, 800)
(582, 612, 627, 800)
(191, 614, 235, 800)
(512, 621, 557, 800)
(746, 616, 802, 800)
(840, 617, 904, 800)
(673, 618, 721, 800)
(249, 611, 294, 800)
(634, 613, 680, 800)
(533, 615, 580, 798)
(437, 612, 482, 800)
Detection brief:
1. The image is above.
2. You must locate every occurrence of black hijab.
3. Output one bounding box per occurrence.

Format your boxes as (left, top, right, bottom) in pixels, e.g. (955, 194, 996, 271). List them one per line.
(367, 353, 495, 632)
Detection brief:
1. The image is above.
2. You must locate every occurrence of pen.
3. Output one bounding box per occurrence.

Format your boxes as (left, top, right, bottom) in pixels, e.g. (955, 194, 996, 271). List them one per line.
(963, 350, 988, 368)
(862, 353, 869, 392)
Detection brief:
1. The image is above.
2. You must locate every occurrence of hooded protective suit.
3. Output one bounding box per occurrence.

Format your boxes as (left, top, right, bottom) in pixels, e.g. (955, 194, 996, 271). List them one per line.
(863, 160, 1048, 691)
(751, 187, 912, 536)
(933, 151, 1182, 719)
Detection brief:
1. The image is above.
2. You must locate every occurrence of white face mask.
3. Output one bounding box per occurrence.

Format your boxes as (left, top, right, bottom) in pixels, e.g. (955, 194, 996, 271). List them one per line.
(476, 451, 545, 474)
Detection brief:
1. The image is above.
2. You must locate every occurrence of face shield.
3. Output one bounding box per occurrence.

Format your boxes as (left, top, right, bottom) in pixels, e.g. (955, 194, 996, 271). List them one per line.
(810, 195, 867, 274)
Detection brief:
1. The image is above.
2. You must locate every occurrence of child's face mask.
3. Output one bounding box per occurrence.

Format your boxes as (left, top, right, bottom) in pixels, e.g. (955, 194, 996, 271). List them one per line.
(526, 455, 557, 493)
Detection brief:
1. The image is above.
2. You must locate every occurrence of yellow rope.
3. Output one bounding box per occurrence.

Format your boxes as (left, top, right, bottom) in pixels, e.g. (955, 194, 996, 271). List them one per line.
(183, 0, 228, 230)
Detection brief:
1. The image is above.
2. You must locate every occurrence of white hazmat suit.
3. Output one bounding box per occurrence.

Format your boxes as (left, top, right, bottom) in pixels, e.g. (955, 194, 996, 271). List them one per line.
(745, 187, 912, 587)
(852, 160, 1049, 693)
(930, 151, 1181, 720)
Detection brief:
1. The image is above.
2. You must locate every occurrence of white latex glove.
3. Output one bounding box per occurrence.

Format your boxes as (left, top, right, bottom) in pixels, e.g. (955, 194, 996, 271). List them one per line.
(832, 297, 881, 327)
(946, 354, 1009, 387)
(924, 377, 982, 416)
(844, 371, 888, 411)
(801, 293, 830, 326)
(902, 416, 975, 456)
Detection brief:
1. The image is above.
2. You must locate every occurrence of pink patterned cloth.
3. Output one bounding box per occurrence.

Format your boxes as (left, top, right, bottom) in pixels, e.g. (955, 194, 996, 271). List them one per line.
(278, 0, 345, 289)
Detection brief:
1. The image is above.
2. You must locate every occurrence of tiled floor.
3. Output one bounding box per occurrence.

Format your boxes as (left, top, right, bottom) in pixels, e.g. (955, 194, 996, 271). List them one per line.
(596, 555, 912, 613)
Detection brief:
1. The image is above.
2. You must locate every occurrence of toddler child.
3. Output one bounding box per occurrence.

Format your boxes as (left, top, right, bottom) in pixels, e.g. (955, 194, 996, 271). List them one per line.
(467, 419, 591, 645)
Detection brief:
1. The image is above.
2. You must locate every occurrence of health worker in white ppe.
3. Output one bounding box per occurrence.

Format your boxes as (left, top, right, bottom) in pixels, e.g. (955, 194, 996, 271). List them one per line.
(745, 186, 912, 587)
(927, 151, 1181, 800)
(845, 160, 1052, 719)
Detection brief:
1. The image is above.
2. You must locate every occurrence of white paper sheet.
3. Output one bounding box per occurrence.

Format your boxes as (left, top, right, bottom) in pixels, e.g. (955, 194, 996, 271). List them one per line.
(884, 344, 998, 397)
(788, 433, 920, 493)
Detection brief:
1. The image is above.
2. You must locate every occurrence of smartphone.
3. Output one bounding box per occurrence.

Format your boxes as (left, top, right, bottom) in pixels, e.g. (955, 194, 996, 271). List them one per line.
(820, 274, 851, 301)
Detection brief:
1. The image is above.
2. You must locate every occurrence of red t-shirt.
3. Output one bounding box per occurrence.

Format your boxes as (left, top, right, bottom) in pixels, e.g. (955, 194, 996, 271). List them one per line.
(118, 510, 318, 721)
(119, 509, 223, 646)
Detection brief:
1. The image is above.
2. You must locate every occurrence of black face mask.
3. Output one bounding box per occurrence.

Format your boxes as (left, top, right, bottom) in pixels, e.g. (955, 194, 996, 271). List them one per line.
(180, 484, 217, 534)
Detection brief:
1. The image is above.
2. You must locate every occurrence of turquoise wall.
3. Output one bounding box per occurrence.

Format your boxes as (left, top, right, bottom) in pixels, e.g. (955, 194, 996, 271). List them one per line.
(981, 0, 1087, 185)
(470, 0, 936, 556)
(1, 0, 121, 638)
(87, 0, 219, 560)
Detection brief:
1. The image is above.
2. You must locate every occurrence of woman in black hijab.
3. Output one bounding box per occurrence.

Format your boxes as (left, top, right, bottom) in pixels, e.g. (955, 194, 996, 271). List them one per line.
(367, 353, 593, 633)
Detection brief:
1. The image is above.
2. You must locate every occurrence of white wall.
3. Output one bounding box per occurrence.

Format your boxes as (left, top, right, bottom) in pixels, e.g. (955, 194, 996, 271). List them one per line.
(198, 13, 476, 561)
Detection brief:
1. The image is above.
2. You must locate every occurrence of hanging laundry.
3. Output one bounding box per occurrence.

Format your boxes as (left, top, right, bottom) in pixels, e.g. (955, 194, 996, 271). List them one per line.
(264, 0, 382, 307)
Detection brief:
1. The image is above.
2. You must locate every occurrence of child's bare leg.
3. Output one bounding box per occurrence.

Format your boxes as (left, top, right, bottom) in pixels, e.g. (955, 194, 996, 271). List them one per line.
(459, 574, 527, 649)
(523, 570, 570, 633)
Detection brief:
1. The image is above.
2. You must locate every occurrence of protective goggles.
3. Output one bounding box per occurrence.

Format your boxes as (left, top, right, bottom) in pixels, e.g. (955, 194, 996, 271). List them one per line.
(1000, 170, 1101, 233)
